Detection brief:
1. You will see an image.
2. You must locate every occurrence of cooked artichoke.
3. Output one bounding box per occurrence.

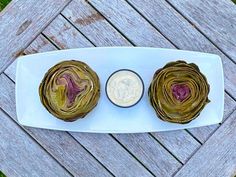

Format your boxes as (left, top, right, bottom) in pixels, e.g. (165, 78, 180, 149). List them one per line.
(39, 60, 100, 121)
(148, 60, 210, 124)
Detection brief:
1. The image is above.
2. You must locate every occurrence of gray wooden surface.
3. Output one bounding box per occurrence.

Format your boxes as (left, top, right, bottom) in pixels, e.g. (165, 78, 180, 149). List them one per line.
(0, 0, 236, 176)
(0, 0, 71, 72)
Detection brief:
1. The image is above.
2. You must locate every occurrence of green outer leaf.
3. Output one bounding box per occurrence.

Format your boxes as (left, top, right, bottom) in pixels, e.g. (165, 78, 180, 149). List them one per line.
(0, 171, 6, 177)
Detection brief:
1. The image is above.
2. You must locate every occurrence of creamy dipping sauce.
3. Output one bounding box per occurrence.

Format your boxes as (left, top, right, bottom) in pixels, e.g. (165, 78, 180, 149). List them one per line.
(106, 70, 144, 107)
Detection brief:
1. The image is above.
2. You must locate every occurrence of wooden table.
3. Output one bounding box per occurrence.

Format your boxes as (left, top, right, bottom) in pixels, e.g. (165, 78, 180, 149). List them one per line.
(0, 0, 236, 176)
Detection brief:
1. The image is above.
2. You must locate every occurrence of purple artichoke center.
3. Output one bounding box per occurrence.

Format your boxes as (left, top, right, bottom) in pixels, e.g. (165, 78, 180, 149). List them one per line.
(62, 74, 84, 103)
(171, 84, 190, 102)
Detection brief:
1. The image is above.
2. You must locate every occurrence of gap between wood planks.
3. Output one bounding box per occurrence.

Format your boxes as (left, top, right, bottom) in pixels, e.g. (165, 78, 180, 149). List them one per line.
(225, 90, 236, 103)
(109, 135, 157, 176)
(60, 11, 134, 46)
(2, 71, 115, 176)
(0, 105, 73, 176)
(0, 0, 73, 74)
(164, 0, 236, 66)
(172, 110, 236, 177)
(175, 107, 236, 173)
(88, 1, 178, 48)
(122, 0, 178, 49)
(64, 131, 115, 176)
(165, 0, 236, 64)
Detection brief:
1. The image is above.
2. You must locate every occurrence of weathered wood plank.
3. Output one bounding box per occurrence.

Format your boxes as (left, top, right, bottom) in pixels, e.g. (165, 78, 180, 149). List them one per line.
(4, 34, 57, 82)
(174, 110, 236, 177)
(0, 0, 71, 72)
(85, 0, 173, 48)
(43, 15, 93, 49)
(125, 0, 236, 141)
(23, 129, 112, 177)
(166, 0, 236, 63)
(151, 130, 200, 163)
(71, 133, 152, 177)
(126, 0, 213, 50)
(113, 133, 181, 176)
(187, 125, 217, 144)
(188, 93, 236, 143)
(0, 109, 70, 177)
(62, 0, 131, 46)
(0, 73, 112, 177)
(24, 34, 58, 54)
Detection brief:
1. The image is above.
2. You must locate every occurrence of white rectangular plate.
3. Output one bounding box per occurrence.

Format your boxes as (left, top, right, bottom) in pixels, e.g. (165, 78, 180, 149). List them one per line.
(16, 47, 224, 133)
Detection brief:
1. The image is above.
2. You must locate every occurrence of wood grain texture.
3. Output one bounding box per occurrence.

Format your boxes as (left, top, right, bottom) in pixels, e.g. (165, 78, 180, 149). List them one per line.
(188, 93, 236, 143)
(4, 34, 57, 82)
(0, 109, 70, 177)
(61, 0, 201, 165)
(88, 0, 173, 48)
(113, 133, 181, 176)
(0, 0, 71, 72)
(126, 0, 236, 100)
(43, 15, 93, 49)
(62, 0, 131, 46)
(0, 73, 112, 177)
(24, 34, 58, 54)
(174, 110, 236, 177)
(188, 125, 218, 144)
(71, 133, 152, 177)
(151, 130, 200, 164)
(23, 128, 112, 177)
(166, 0, 236, 63)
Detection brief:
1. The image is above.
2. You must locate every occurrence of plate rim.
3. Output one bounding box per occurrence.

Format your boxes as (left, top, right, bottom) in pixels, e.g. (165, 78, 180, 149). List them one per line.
(15, 47, 224, 133)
